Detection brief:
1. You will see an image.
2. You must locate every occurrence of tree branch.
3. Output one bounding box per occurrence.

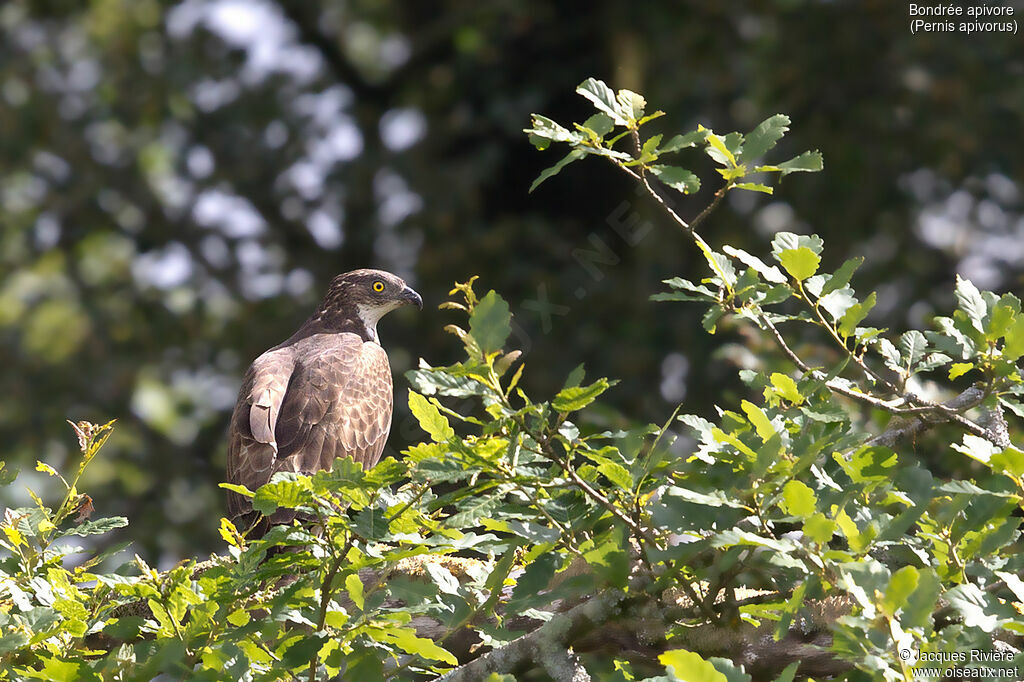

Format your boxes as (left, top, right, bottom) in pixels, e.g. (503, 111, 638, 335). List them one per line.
(867, 386, 986, 448)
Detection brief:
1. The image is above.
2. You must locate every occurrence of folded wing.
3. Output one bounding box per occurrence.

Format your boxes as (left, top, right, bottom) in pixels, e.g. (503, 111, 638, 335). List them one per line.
(226, 333, 393, 533)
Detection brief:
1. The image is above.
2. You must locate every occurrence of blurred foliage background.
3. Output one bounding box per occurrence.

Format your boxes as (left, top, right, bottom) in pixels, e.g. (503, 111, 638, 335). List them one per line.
(2, 0, 1022, 564)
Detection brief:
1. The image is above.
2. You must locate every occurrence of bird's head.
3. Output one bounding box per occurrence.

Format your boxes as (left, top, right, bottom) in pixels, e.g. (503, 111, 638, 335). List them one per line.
(316, 269, 422, 341)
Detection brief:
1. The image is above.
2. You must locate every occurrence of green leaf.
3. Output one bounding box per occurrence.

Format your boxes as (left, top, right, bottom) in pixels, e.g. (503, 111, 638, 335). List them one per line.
(425, 562, 460, 595)
(991, 446, 1024, 478)
(899, 330, 928, 368)
(26, 657, 98, 682)
(0, 631, 30, 656)
(902, 568, 941, 630)
(986, 293, 1020, 340)
(482, 544, 519, 612)
(597, 460, 632, 489)
(994, 570, 1024, 604)
(576, 77, 627, 125)
(803, 513, 836, 544)
(344, 648, 384, 678)
(711, 427, 757, 460)
(818, 287, 856, 322)
(954, 275, 987, 333)
(281, 634, 327, 668)
(780, 480, 816, 518)
(777, 150, 823, 175)
(880, 566, 919, 618)
(834, 509, 869, 554)
(740, 114, 790, 162)
(650, 165, 700, 194)
(564, 363, 586, 389)
(703, 128, 738, 167)
(529, 149, 586, 193)
(706, 657, 752, 682)
(60, 516, 128, 538)
(722, 246, 787, 284)
(835, 445, 897, 483)
(509, 552, 558, 606)
(740, 400, 775, 442)
(820, 256, 864, 297)
(733, 182, 773, 194)
(771, 231, 823, 256)
(553, 378, 611, 412)
(345, 573, 364, 610)
(837, 291, 876, 337)
(948, 362, 974, 380)
(659, 649, 727, 682)
(582, 528, 629, 585)
(470, 290, 512, 354)
(659, 129, 708, 153)
(252, 475, 312, 515)
(381, 626, 458, 665)
(524, 114, 579, 147)
(408, 391, 456, 442)
(1003, 313, 1024, 361)
(945, 583, 999, 632)
(702, 306, 725, 334)
(447, 490, 504, 527)
(218, 482, 254, 498)
(661, 486, 746, 509)
(777, 247, 820, 281)
(583, 113, 614, 138)
(951, 433, 1001, 465)
(616, 89, 646, 120)
(768, 373, 803, 405)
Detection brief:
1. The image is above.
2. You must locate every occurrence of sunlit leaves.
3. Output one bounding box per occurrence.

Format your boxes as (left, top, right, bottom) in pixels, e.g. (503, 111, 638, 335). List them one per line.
(408, 390, 456, 442)
(777, 247, 820, 281)
(7, 74, 1024, 682)
(552, 378, 612, 412)
(345, 573, 365, 610)
(955, 275, 987, 334)
(766, 372, 803, 405)
(771, 231, 823, 257)
(374, 626, 459, 665)
(470, 290, 512, 354)
(659, 649, 727, 682)
(525, 114, 580, 149)
(780, 480, 816, 518)
(576, 77, 630, 126)
(527, 78, 821, 210)
(879, 565, 918, 618)
(837, 291, 876, 338)
(252, 474, 312, 516)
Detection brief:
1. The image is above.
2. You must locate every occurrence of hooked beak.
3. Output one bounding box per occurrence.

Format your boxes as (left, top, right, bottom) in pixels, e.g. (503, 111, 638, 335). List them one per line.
(401, 285, 423, 310)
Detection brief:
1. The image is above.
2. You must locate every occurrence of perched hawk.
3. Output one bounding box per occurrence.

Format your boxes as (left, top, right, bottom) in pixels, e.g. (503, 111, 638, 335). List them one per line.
(226, 269, 422, 536)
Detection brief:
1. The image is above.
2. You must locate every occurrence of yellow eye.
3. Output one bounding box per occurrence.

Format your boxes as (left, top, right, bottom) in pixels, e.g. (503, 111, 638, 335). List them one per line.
(372, 281, 385, 292)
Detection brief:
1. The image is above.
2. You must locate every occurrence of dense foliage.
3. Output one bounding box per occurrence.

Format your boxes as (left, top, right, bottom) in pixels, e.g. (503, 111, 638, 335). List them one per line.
(2, 80, 1022, 680)
(3, 1, 1024, 561)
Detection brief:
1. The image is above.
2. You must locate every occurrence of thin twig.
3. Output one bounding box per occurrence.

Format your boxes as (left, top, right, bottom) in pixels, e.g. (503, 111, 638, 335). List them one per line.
(758, 313, 989, 439)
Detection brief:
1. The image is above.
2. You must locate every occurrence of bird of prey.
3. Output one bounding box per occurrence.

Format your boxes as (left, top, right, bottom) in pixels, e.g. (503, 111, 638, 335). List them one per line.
(226, 268, 422, 537)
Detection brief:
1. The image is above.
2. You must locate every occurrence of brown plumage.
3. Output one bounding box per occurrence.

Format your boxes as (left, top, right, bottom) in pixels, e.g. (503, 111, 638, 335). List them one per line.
(226, 269, 422, 536)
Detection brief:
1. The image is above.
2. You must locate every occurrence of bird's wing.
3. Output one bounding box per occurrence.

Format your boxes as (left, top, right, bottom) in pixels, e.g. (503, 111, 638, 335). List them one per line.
(226, 347, 296, 520)
(274, 334, 394, 474)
